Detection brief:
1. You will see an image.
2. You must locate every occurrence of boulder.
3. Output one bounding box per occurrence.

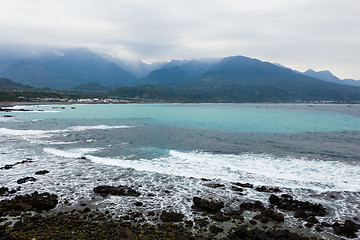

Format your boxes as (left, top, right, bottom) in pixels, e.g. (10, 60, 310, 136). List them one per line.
(268, 194, 326, 217)
(17, 177, 36, 184)
(93, 185, 140, 197)
(332, 220, 359, 238)
(35, 170, 49, 175)
(160, 211, 184, 222)
(192, 197, 224, 213)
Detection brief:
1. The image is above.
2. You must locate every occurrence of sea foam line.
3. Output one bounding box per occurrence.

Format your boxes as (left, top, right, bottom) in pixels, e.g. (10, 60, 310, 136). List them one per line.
(79, 150, 360, 192)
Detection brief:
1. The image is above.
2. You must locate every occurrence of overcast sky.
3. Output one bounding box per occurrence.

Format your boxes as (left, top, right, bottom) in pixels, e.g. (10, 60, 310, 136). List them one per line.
(0, 0, 359, 79)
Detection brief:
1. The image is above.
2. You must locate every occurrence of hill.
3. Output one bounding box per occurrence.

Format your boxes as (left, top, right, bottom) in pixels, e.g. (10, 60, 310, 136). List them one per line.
(112, 56, 360, 103)
(0, 78, 33, 90)
(0, 49, 136, 90)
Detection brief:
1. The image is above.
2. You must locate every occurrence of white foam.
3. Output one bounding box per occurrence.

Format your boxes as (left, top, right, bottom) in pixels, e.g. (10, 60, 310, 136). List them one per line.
(44, 147, 100, 159)
(0, 128, 60, 136)
(86, 150, 360, 192)
(0, 125, 132, 137)
(69, 125, 132, 131)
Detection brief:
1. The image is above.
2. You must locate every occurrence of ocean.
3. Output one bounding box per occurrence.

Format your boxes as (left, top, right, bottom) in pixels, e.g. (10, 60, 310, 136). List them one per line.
(1, 103, 360, 238)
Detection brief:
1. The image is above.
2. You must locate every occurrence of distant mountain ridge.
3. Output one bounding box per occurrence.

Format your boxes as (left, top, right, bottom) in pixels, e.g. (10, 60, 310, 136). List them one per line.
(0, 77, 33, 90)
(0, 48, 136, 90)
(1, 47, 360, 103)
(302, 69, 360, 87)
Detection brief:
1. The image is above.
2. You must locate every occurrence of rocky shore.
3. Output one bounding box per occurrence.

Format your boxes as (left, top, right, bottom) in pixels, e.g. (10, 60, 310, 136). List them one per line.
(1, 162, 359, 240)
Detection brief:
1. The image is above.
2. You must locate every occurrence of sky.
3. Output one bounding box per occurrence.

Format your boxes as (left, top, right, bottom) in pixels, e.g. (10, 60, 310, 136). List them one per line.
(0, 0, 359, 79)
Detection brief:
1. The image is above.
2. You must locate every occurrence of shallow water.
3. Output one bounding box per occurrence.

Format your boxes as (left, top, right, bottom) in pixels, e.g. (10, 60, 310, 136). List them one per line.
(1, 103, 360, 238)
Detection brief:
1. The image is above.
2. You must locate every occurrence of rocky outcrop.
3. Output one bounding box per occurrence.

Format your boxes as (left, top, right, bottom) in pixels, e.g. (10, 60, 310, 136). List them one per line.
(192, 197, 224, 213)
(0, 192, 58, 216)
(17, 177, 36, 184)
(93, 185, 140, 197)
(269, 194, 326, 217)
(160, 211, 184, 222)
(35, 170, 49, 175)
(0, 158, 33, 170)
(332, 220, 359, 238)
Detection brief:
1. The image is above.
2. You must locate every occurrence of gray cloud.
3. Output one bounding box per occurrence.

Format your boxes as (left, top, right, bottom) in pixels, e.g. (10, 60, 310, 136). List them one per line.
(0, 0, 359, 79)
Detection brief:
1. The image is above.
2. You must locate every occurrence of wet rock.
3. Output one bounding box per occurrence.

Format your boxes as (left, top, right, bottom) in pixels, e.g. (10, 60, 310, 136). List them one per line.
(253, 209, 284, 223)
(0, 187, 16, 196)
(231, 186, 244, 192)
(0, 159, 33, 170)
(35, 170, 49, 175)
(332, 220, 359, 238)
(201, 178, 211, 181)
(17, 177, 36, 184)
(192, 197, 224, 213)
(269, 194, 280, 205)
(233, 182, 253, 188)
(0, 192, 58, 216)
(3, 115, 12, 118)
(117, 227, 135, 240)
(240, 201, 265, 211)
(194, 217, 209, 227)
(269, 194, 326, 217)
(210, 225, 223, 234)
(160, 211, 184, 222)
(203, 183, 225, 188)
(0, 187, 9, 195)
(225, 225, 314, 240)
(135, 201, 143, 207)
(255, 186, 281, 193)
(93, 185, 141, 197)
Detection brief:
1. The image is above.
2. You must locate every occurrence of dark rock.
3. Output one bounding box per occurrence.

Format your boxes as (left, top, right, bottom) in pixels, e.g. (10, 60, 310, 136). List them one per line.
(201, 178, 211, 181)
(194, 217, 209, 227)
(203, 183, 225, 188)
(231, 186, 244, 192)
(0, 187, 16, 196)
(233, 182, 253, 188)
(281, 194, 293, 199)
(255, 186, 281, 193)
(332, 220, 359, 238)
(185, 220, 193, 226)
(240, 201, 265, 211)
(226, 225, 315, 240)
(269, 194, 280, 205)
(83, 207, 91, 213)
(93, 185, 141, 197)
(160, 211, 184, 222)
(306, 216, 319, 224)
(35, 170, 49, 175)
(269, 194, 326, 217)
(0, 187, 9, 195)
(3, 115, 12, 118)
(210, 225, 223, 234)
(0, 192, 58, 216)
(192, 197, 224, 213)
(249, 219, 257, 225)
(294, 210, 308, 218)
(117, 227, 135, 240)
(135, 201, 143, 207)
(17, 177, 36, 184)
(254, 209, 284, 223)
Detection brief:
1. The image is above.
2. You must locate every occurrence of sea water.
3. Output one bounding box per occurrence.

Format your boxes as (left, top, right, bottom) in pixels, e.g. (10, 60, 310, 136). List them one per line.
(1, 103, 360, 237)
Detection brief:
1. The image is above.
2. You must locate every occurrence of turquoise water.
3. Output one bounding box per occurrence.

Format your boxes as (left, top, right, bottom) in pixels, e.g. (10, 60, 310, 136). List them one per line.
(11, 103, 360, 133)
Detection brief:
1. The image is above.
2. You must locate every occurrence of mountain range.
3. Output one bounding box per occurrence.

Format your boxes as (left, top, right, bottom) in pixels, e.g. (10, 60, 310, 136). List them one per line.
(1, 48, 360, 102)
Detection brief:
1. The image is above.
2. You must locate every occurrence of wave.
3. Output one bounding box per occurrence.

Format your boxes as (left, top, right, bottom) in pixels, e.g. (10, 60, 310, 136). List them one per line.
(81, 150, 360, 192)
(44, 147, 100, 159)
(0, 125, 133, 137)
